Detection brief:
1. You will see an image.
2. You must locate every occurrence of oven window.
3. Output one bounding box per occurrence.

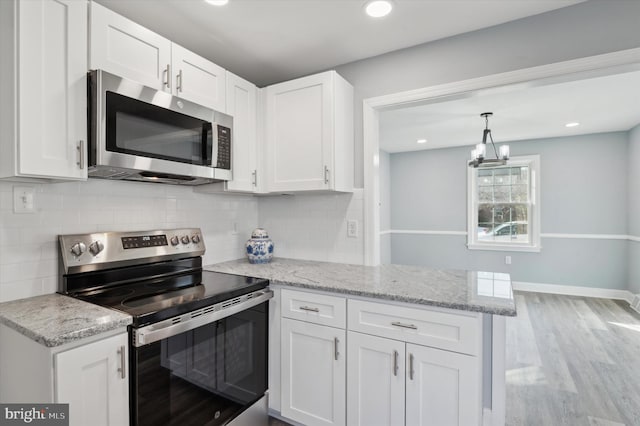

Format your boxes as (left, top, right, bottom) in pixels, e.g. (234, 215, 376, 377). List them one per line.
(106, 92, 212, 166)
(132, 302, 267, 426)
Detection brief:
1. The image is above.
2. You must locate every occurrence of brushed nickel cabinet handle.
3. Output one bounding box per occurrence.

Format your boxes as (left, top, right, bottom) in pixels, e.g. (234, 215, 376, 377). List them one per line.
(163, 64, 171, 89)
(324, 166, 330, 184)
(393, 350, 399, 376)
(117, 345, 126, 379)
(252, 170, 257, 187)
(409, 353, 414, 380)
(76, 140, 85, 169)
(334, 337, 339, 361)
(299, 306, 320, 313)
(176, 69, 183, 92)
(391, 321, 417, 330)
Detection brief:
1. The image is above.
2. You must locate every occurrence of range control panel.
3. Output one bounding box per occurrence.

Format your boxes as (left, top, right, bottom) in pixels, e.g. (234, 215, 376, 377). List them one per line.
(59, 228, 205, 274)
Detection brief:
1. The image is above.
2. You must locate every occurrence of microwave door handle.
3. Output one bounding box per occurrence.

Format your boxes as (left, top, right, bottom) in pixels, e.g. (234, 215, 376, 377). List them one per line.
(211, 123, 219, 168)
(203, 122, 213, 166)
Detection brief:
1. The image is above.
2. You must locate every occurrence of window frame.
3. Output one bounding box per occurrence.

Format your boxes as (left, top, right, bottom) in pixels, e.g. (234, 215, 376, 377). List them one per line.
(467, 154, 541, 252)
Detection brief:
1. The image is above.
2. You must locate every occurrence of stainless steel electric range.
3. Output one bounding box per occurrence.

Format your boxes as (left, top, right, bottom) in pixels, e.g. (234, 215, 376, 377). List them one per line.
(58, 228, 272, 426)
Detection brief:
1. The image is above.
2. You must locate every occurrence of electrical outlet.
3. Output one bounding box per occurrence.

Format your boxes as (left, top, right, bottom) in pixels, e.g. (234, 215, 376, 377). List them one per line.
(13, 186, 36, 214)
(505, 256, 512, 265)
(347, 220, 358, 238)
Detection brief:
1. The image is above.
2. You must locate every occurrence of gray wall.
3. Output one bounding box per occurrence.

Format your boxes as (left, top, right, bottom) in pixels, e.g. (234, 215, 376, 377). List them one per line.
(628, 124, 640, 294)
(389, 132, 630, 290)
(334, 1, 640, 188)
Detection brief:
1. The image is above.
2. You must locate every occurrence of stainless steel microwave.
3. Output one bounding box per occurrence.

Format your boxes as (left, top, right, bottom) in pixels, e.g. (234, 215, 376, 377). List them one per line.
(88, 69, 232, 185)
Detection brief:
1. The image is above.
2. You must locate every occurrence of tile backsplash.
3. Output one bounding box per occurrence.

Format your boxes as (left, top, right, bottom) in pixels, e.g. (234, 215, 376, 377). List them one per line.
(0, 180, 258, 302)
(0, 180, 364, 302)
(258, 189, 364, 265)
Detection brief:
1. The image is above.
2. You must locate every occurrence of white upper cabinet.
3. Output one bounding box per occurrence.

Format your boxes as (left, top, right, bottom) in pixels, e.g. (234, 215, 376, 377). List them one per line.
(265, 71, 354, 193)
(90, 2, 226, 111)
(90, 2, 171, 91)
(0, 0, 87, 181)
(172, 44, 226, 112)
(225, 71, 260, 192)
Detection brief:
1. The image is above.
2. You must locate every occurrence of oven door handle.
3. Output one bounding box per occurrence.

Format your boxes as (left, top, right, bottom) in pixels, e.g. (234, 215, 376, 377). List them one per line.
(133, 289, 273, 347)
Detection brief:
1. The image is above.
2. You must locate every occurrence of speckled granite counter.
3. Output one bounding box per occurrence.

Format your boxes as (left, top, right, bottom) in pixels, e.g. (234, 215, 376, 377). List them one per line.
(205, 258, 516, 316)
(0, 294, 132, 347)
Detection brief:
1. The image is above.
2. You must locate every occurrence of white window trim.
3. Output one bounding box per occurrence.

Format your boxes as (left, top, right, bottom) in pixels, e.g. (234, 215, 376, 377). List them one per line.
(467, 155, 541, 252)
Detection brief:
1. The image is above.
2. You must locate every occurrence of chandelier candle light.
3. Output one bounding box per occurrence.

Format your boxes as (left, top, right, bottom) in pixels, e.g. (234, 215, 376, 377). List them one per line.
(468, 112, 510, 168)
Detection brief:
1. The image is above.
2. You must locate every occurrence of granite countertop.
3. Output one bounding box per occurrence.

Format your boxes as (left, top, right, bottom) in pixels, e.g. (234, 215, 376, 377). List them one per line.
(206, 258, 517, 316)
(0, 294, 132, 347)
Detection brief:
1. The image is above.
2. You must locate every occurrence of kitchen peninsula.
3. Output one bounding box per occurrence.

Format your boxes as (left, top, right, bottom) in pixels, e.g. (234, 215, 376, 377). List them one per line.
(206, 258, 515, 426)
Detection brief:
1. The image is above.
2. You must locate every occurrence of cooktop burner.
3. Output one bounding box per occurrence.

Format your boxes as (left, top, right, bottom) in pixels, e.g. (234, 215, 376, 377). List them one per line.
(74, 270, 268, 327)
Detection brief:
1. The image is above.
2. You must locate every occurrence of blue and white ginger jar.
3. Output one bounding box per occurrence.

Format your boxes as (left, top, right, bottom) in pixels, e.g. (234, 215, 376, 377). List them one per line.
(245, 228, 274, 264)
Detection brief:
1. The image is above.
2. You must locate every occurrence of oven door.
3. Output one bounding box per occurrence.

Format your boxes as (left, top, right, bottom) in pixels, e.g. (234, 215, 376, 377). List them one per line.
(131, 299, 269, 426)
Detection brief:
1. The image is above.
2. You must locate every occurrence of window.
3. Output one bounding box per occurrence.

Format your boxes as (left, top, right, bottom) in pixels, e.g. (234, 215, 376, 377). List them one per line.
(467, 155, 540, 252)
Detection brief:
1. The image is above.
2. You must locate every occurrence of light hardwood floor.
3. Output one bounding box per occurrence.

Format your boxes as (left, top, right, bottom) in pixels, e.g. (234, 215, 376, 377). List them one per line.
(270, 292, 640, 426)
(507, 292, 640, 426)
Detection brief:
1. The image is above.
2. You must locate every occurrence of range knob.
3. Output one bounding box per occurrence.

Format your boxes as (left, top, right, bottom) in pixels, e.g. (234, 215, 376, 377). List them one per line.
(170, 236, 180, 246)
(89, 240, 105, 256)
(70, 242, 87, 257)
(191, 234, 201, 244)
(181, 235, 190, 244)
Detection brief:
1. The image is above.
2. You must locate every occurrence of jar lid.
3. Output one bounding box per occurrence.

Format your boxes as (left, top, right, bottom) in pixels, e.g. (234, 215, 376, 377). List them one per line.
(251, 228, 269, 238)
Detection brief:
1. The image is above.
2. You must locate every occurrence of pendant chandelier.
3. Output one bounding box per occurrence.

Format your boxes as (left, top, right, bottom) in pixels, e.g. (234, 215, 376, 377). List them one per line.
(468, 112, 510, 168)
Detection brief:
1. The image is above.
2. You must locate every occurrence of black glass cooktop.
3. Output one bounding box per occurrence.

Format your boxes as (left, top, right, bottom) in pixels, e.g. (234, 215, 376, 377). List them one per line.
(74, 270, 268, 327)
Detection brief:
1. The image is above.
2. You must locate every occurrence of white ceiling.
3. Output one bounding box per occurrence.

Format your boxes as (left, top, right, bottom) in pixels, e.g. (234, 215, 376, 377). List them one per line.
(95, 0, 583, 87)
(379, 69, 640, 153)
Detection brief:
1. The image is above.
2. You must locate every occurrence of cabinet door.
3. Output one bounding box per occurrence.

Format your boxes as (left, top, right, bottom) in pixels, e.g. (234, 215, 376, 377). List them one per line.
(225, 71, 258, 192)
(55, 333, 129, 426)
(17, 0, 87, 180)
(90, 2, 171, 91)
(406, 344, 481, 426)
(347, 332, 405, 426)
(281, 319, 345, 426)
(266, 72, 334, 192)
(172, 44, 226, 111)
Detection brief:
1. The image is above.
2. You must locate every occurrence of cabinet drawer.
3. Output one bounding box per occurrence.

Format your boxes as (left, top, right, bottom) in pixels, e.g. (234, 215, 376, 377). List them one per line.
(281, 289, 346, 329)
(348, 299, 481, 356)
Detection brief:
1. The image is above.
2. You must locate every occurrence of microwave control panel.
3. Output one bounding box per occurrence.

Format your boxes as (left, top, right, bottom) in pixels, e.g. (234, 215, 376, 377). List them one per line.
(216, 125, 231, 170)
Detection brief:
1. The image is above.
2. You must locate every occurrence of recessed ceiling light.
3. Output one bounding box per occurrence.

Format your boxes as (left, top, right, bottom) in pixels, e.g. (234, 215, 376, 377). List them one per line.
(365, 0, 393, 18)
(417, 139, 427, 144)
(565, 122, 580, 128)
(205, 0, 228, 6)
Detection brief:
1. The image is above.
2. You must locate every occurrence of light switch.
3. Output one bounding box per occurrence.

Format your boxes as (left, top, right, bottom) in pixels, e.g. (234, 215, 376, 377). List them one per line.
(13, 186, 36, 214)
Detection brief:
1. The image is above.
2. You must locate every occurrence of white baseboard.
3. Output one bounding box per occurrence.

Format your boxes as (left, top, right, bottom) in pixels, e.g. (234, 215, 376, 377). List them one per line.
(512, 281, 635, 304)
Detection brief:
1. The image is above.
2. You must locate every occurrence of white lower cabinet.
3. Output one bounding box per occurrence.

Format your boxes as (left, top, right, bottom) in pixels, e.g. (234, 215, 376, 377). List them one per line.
(56, 333, 129, 426)
(281, 318, 346, 426)
(0, 325, 129, 426)
(277, 289, 483, 426)
(347, 332, 480, 426)
(346, 331, 405, 426)
(405, 343, 480, 426)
